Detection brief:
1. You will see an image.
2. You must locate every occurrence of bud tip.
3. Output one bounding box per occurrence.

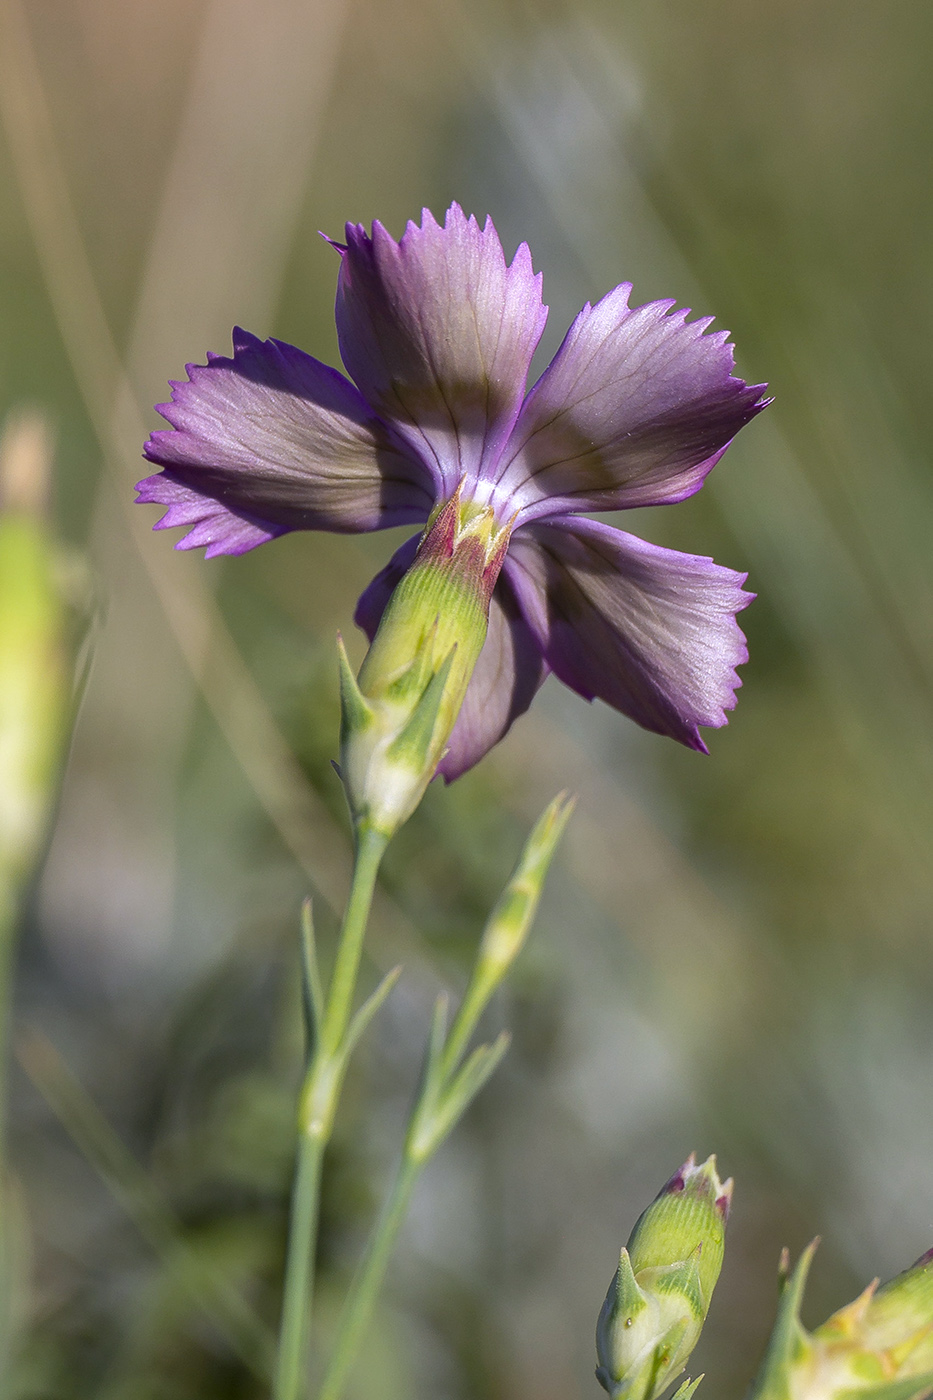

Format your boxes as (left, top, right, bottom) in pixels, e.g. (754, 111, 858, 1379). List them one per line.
(0, 410, 53, 514)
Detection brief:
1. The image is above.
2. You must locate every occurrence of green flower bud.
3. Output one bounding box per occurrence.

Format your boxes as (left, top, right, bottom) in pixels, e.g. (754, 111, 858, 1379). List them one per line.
(748, 1242, 933, 1400)
(856, 1247, 933, 1371)
(596, 1155, 732, 1400)
(0, 414, 67, 887)
(338, 484, 511, 839)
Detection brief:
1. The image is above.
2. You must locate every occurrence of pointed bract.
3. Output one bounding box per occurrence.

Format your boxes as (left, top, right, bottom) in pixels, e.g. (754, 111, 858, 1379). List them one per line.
(337, 633, 375, 739)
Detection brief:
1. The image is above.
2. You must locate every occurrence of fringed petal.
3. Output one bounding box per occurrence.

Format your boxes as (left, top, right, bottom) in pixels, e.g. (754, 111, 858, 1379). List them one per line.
(139, 327, 433, 556)
(497, 286, 768, 521)
(335, 204, 548, 498)
(507, 516, 753, 750)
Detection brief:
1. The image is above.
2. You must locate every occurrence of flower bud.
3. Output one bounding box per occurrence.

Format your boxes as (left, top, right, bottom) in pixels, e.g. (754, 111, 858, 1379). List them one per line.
(0, 414, 67, 887)
(338, 483, 511, 839)
(748, 1242, 933, 1400)
(855, 1246, 933, 1370)
(596, 1155, 732, 1400)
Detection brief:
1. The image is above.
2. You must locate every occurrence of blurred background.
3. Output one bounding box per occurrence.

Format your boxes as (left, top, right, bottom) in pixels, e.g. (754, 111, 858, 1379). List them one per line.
(1, 0, 932, 1394)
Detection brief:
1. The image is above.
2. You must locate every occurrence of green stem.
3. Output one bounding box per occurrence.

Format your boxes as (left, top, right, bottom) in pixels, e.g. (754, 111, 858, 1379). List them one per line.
(0, 879, 16, 1373)
(273, 1131, 327, 1400)
(273, 825, 388, 1400)
(438, 964, 496, 1079)
(320, 828, 388, 1056)
(317, 1156, 420, 1400)
(0, 881, 16, 1176)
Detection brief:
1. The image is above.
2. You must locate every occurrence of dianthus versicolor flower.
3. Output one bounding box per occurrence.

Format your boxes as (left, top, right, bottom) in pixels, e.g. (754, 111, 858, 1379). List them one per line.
(138, 204, 767, 799)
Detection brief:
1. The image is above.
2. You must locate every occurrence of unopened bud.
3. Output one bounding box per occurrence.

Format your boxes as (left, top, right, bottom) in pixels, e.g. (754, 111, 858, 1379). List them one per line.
(476, 791, 575, 979)
(749, 1242, 933, 1400)
(0, 413, 67, 884)
(855, 1246, 933, 1370)
(596, 1155, 732, 1400)
(339, 484, 511, 839)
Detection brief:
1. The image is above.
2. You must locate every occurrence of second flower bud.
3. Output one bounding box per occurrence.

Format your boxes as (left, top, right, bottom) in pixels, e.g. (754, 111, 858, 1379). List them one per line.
(596, 1154, 732, 1400)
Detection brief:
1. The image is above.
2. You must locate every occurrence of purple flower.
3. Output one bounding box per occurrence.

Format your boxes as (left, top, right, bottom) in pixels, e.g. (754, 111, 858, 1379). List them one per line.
(138, 204, 767, 779)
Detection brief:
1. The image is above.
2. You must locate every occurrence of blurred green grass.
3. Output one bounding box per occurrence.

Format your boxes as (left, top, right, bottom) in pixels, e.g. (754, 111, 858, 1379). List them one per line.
(2, 0, 933, 1395)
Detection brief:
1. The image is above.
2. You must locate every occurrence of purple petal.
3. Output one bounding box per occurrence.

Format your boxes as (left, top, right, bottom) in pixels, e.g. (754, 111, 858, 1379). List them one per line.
(439, 565, 548, 780)
(334, 204, 548, 498)
(354, 541, 547, 780)
(353, 532, 421, 637)
(507, 516, 753, 750)
(495, 286, 768, 521)
(139, 327, 434, 556)
(135, 473, 286, 558)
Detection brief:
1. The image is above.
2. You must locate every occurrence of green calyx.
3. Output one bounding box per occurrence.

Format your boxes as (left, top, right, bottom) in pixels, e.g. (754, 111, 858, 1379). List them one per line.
(596, 1156, 732, 1400)
(627, 1154, 732, 1307)
(338, 485, 512, 840)
(748, 1243, 933, 1400)
(857, 1250, 933, 1369)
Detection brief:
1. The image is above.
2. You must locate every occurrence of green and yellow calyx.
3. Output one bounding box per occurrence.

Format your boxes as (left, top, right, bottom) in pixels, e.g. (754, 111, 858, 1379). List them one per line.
(338, 484, 512, 841)
(748, 1242, 933, 1400)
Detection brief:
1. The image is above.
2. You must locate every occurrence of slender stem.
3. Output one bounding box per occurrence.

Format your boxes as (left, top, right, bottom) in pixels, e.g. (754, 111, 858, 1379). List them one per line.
(320, 828, 388, 1055)
(317, 1156, 420, 1400)
(315, 857, 501, 1400)
(0, 880, 16, 1182)
(0, 879, 17, 1374)
(438, 964, 496, 1079)
(273, 824, 388, 1400)
(273, 1131, 327, 1400)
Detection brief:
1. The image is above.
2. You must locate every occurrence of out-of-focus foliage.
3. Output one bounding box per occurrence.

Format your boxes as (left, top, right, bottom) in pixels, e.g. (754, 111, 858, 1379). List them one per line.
(0, 412, 68, 890)
(0, 0, 932, 1397)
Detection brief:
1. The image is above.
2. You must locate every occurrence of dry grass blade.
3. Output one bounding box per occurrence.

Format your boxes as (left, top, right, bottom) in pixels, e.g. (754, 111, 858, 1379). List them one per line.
(17, 1028, 276, 1380)
(0, 0, 422, 956)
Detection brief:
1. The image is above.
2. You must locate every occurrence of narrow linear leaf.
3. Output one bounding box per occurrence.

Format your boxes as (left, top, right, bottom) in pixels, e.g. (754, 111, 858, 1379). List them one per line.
(441, 791, 575, 1075)
(425, 993, 450, 1084)
(671, 1375, 704, 1400)
(343, 965, 403, 1060)
(412, 1031, 511, 1162)
(300, 898, 324, 1049)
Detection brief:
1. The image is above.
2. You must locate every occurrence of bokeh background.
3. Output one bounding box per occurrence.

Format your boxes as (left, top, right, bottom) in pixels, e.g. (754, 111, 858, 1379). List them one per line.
(2, 0, 933, 1395)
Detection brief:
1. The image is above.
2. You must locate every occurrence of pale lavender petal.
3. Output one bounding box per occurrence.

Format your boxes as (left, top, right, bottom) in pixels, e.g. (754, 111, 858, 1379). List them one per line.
(354, 542, 547, 780)
(139, 327, 433, 556)
(134, 473, 285, 558)
(438, 566, 548, 780)
(353, 533, 421, 637)
(495, 286, 768, 520)
(334, 204, 548, 498)
(507, 517, 752, 751)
